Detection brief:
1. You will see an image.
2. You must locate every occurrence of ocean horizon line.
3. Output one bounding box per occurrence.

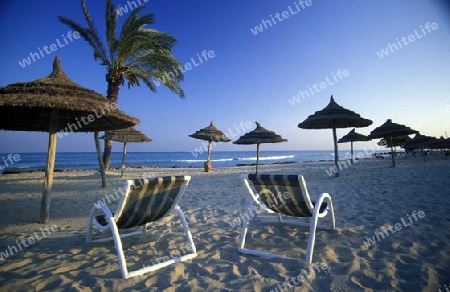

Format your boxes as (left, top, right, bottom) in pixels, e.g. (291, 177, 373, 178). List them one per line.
(0, 149, 386, 154)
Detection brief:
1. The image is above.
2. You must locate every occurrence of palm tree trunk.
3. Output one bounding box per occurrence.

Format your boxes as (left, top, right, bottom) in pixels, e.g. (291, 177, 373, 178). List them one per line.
(103, 76, 120, 169)
(103, 139, 113, 169)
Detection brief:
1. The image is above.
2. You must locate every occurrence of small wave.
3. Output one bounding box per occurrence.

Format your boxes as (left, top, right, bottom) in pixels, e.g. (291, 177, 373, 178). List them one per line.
(16, 165, 33, 169)
(211, 158, 234, 162)
(175, 157, 234, 163)
(174, 159, 204, 163)
(237, 155, 295, 161)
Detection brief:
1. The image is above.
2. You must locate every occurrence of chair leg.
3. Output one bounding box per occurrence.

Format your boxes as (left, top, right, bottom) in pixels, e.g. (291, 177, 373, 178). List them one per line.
(238, 201, 254, 251)
(306, 193, 336, 263)
(277, 213, 283, 223)
(86, 207, 97, 244)
(327, 198, 336, 230)
(175, 205, 197, 254)
(305, 210, 320, 263)
(106, 216, 129, 279)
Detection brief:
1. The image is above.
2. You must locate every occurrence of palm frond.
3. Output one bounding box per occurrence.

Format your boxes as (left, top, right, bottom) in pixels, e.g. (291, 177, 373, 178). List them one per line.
(58, 16, 109, 65)
(105, 0, 119, 61)
(79, 0, 108, 62)
(120, 5, 154, 40)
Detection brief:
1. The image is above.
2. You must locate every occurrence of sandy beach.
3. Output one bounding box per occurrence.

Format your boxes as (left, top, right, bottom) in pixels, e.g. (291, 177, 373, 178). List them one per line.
(0, 157, 449, 291)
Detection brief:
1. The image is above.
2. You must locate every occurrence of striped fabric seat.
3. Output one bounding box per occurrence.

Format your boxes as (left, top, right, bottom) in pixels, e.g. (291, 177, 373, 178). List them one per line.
(116, 177, 185, 229)
(248, 174, 327, 217)
(94, 177, 185, 229)
(86, 175, 197, 279)
(238, 174, 336, 263)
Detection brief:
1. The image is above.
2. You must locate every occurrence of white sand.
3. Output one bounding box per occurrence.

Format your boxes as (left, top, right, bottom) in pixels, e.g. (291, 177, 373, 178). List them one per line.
(0, 157, 449, 291)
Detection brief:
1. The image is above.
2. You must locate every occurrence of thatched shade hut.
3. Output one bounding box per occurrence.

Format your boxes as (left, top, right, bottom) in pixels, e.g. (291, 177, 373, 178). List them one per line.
(233, 122, 287, 174)
(404, 134, 435, 151)
(298, 96, 372, 177)
(189, 121, 231, 172)
(429, 136, 450, 160)
(368, 119, 418, 167)
(404, 134, 436, 161)
(0, 56, 139, 223)
(338, 128, 370, 164)
(101, 127, 152, 177)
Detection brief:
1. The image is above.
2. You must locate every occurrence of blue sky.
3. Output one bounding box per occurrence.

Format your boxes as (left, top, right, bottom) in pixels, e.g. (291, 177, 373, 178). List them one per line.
(0, 0, 449, 153)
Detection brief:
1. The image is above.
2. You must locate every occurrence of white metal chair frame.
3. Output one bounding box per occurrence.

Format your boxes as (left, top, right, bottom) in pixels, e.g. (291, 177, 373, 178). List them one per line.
(86, 176, 197, 279)
(238, 174, 336, 263)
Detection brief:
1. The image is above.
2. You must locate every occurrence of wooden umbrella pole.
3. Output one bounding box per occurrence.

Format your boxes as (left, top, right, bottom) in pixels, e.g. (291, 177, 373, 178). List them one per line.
(256, 143, 260, 174)
(121, 142, 127, 178)
(390, 136, 396, 167)
(40, 109, 58, 223)
(94, 132, 106, 188)
(351, 141, 354, 164)
(207, 141, 212, 161)
(332, 125, 339, 177)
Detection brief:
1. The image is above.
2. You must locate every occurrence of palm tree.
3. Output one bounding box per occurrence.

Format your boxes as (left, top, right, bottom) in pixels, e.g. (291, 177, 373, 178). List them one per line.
(59, 0, 185, 169)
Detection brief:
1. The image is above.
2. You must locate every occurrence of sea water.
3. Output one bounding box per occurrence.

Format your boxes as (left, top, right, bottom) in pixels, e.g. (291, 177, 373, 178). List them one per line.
(0, 150, 357, 171)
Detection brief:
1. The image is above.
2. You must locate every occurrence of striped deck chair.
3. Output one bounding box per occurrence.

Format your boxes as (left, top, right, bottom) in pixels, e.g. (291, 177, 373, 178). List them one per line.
(238, 174, 336, 263)
(86, 175, 197, 279)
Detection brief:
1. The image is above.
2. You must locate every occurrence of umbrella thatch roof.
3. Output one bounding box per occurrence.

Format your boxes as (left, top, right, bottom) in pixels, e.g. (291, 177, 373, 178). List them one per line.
(233, 122, 287, 145)
(189, 121, 231, 142)
(338, 128, 370, 143)
(368, 119, 418, 139)
(0, 57, 139, 132)
(429, 136, 450, 149)
(404, 134, 435, 150)
(101, 127, 152, 143)
(298, 96, 373, 129)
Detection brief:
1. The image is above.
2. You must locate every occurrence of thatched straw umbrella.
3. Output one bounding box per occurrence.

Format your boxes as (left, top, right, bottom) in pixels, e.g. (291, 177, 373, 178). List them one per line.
(189, 121, 231, 172)
(338, 128, 370, 164)
(101, 127, 152, 177)
(368, 119, 418, 167)
(298, 96, 372, 177)
(233, 122, 287, 174)
(404, 134, 435, 151)
(429, 136, 450, 160)
(404, 133, 436, 161)
(0, 56, 139, 223)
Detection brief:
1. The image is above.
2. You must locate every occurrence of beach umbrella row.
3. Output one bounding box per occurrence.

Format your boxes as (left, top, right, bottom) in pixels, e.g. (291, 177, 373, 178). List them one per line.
(189, 121, 287, 174)
(192, 96, 430, 175)
(404, 133, 436, 151)
(429, 137, 450, 160)
(0, 57, 139, 223)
